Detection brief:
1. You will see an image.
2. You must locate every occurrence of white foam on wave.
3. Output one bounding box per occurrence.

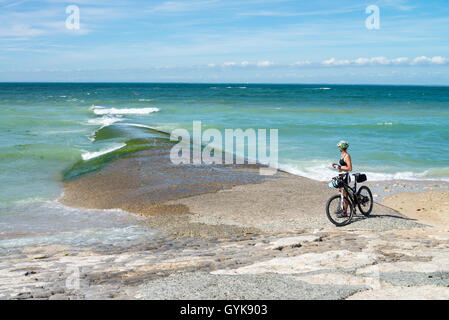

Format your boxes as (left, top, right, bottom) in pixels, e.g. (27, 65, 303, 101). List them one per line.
(87, 116, 124, 128)
(81, 143, 126, 161)
(279, 161, 449, 182)
(279, 161, 336, 181)
(120, 122, 154, 130)
(92, 105, 159, 115)
(85, 116, 124, 141)
(312, 87, 331, 90)
(138, 98, 154, 102)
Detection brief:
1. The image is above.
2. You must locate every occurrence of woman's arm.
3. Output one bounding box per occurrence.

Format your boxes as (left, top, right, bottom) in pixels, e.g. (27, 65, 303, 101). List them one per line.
(339, 154, 352, 172)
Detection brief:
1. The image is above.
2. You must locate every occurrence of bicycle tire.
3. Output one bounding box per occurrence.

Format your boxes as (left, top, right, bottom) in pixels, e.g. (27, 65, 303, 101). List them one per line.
(357, 186, 373, 216)
(325, 194, 354, 226)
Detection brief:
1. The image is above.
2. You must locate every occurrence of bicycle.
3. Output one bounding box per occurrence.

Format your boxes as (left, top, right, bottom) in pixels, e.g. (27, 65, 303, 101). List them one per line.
(325, 173, 374, 226)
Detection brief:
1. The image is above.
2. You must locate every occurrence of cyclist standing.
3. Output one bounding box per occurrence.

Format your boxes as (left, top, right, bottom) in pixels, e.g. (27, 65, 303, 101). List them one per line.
(332, 141, 352, 214)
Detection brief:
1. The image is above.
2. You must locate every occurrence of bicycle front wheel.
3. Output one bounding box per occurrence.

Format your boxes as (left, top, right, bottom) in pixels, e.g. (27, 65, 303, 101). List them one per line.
(326, 195, 354, 226)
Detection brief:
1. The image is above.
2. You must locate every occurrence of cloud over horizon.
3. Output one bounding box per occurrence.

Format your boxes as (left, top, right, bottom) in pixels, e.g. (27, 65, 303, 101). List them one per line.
(0, 0, 448, 84)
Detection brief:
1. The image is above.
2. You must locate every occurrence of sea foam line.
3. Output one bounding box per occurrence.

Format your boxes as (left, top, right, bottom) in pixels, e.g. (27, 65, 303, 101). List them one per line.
(118, 122, 171, 137)
(279, 162, 449, 182)
(92, 105, 160, 115)
(81, 143, 126, 161)
(87, 116, 124, 128)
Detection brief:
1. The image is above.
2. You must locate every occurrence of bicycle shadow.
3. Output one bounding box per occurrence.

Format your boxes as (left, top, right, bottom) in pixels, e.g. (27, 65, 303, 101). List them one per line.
(345, 202, 426, 226)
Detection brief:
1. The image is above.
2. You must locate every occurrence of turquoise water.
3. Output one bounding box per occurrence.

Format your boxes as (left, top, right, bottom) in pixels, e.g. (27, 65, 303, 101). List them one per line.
(1, 83, 449, 206)
(0, 83, 449, 242)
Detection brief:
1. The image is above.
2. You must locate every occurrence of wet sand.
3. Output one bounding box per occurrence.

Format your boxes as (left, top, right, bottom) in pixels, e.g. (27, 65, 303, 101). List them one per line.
(61, 145, 426, 235)
(61, 146, 277, 218)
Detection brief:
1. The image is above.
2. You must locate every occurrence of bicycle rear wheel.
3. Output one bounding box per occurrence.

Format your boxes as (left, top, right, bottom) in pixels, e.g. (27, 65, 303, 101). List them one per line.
(326, 194, 354, 226)
(357, 186, 373, 216)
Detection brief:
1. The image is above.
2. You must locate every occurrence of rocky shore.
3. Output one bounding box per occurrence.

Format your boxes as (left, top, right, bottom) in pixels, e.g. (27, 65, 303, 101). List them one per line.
(1, 147, 448, 300)
(1, 225, 449, 300)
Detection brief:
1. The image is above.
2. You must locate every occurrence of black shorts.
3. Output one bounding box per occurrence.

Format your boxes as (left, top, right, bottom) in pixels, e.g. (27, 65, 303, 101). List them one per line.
(339, 173, 351, 184)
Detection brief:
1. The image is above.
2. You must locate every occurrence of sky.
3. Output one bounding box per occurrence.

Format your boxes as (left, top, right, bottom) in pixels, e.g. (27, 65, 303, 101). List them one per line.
(1, 0, 449, 84)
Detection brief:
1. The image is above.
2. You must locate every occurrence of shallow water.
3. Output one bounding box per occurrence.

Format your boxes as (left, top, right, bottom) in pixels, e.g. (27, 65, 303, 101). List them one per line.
(0, 199, 158, 250)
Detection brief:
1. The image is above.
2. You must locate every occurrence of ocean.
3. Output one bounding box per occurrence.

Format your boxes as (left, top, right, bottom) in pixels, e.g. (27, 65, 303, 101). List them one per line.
(1, 83, 448, 243)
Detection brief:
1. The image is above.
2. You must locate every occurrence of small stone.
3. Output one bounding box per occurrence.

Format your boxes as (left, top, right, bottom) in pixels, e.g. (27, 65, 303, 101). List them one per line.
(33, 291, 52, 299)
(49, 294, 70, 300)
(33, 255, 48, 260)
(51, 288, 65, 295)
(269, 235, 320, 250)
(14, 292, 32, 300)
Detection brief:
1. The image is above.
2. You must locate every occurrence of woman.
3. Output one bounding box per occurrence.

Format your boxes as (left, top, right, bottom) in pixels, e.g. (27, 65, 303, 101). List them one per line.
(332, 141, 352, 214)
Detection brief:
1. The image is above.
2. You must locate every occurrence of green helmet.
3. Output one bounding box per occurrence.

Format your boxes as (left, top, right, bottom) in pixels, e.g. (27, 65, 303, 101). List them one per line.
(337, 140, 349, 150)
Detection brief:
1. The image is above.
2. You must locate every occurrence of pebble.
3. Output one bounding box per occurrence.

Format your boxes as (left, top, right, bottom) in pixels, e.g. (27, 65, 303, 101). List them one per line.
(48, 294, 70, 300)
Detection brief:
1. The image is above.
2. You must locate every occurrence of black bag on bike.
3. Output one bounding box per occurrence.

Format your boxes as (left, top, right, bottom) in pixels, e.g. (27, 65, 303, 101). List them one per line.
(355, 174, 367, 183)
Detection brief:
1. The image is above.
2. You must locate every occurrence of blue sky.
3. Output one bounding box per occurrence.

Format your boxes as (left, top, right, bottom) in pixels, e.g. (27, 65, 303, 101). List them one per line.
(1, 0, 449, 84)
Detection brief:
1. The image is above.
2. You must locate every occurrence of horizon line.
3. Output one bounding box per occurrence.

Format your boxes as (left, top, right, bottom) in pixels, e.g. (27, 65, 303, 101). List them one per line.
(1, 81, 449, 87)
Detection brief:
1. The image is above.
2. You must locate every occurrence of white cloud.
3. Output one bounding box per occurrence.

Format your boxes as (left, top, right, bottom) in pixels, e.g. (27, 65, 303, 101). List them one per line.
(353, 58, 370, 65)
(222, 61, 237, 67)
(392, 57, 409, 64)
(412, 56, 432, 64)
(370, 57, 390, 65)
(257, 60, 274, 67)
(292, 60, 311, 66)
(323, 56, 448, 67)
(431, 56, 449, 64)
(353, 57, 391, 65)
(322, 58, 350, 66)
(220, 60, 274, 68)
(206, 56, 448, 70)
(412, 56, 448, 65)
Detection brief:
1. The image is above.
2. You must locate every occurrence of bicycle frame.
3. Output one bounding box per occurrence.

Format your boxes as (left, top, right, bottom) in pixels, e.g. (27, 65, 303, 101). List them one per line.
(338, 176, 359, 209)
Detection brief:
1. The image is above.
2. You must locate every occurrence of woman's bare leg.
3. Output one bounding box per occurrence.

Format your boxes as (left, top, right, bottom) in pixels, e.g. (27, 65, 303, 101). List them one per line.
(343, 189, 348, 212)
